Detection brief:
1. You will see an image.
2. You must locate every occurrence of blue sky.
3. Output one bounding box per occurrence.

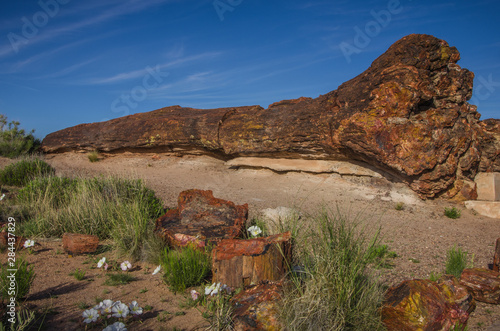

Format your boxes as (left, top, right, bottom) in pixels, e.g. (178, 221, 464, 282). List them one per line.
(0, 0, 499, 139)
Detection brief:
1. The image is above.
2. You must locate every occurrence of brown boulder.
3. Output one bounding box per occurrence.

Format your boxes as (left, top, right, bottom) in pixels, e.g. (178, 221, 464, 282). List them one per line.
(62, 233, 99, 255)
(382, 276, 475, 331)
(231, 282, 284, 331)
(41, 34, 499, 199)
(460, 268, 500, 304)
(155, 189, 247, 248)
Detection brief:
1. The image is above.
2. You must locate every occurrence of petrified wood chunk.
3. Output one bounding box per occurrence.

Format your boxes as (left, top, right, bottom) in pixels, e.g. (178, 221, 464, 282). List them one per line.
(231, 282, 284, 331)
(62, 233, 99, 255)
(382, 276, 475, 331)
(212, 232, 292, 289)
(41, 34, 500, 199)
(494, 238, 500, 272)
(460, 268, 500, 304)
(155, 189, 247, 248)
(0, 231, 27, 250)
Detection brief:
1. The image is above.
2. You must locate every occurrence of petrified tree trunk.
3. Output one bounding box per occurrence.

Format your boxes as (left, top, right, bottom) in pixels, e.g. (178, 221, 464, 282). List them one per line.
(40, 34, 500, 199)
(494, 238, 500, 272)
(212, 232, 292, 289)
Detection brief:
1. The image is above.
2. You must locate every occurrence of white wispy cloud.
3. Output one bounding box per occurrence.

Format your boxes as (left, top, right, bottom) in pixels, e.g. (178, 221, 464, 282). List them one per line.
(0, 0, 176, 59)
(85, 52, 221, 85)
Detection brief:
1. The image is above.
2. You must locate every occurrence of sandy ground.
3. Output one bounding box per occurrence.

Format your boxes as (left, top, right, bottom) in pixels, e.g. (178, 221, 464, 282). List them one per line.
(2, 151, 500, 330)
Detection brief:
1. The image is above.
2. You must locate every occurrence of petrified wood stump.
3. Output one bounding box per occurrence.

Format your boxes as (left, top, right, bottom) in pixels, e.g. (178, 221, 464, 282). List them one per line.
(460, 268, 500, 304)
(494, 238, 500, 272)
(155, 189, 247, 248)
(62, 233, 99, 255)
(212, 232, 292, 289)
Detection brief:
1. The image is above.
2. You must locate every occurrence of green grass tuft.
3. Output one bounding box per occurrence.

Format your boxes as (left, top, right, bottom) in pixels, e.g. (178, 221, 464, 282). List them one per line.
(87, 151, 100, 163)
(445, 246, 469, 279)
(70, 268, 86, 281)
(104, 273, 136, 286)
(444, 207, 461, 219)
(160, 245, 212, 293)
(0, 258, 36, 301)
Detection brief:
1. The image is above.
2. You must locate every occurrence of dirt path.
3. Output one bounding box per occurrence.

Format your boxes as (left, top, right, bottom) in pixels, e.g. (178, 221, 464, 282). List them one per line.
(2, 152, 500, 330)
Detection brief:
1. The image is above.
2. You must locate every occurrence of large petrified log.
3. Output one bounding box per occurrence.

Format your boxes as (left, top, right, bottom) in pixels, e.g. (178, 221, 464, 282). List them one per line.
(382, 276, 475, 330)
(212, 232, 292, 288)
(155, 189, 247, 248)
(41, 34, 500, 198)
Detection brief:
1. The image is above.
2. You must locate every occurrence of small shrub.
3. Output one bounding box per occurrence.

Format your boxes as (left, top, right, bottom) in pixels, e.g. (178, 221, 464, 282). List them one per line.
(366, 244, 397, 268)
(445, 246, 469, 279)
(104, 273, 136, 286)
(0, 258, 36, 301)
(0, 115, 40, 158)
(429, 271, 442, 281)
(160, 245, 212, 293)
(444, 207, 461, 219)
(87, 151, 100, 163)
(395, 202, 404, 211)
(70, 268, 86, 281)
(0, 158, 55, 186)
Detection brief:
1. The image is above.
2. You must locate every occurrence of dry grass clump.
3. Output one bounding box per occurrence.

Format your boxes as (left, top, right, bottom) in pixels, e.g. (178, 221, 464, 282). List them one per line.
(279, 208, 386, 330)
(16, 175, 165, 260)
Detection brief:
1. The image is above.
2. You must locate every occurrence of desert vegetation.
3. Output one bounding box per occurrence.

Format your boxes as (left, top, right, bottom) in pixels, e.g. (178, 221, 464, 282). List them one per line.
(0, 152, 495, 330)
(0, 115, 40, 158)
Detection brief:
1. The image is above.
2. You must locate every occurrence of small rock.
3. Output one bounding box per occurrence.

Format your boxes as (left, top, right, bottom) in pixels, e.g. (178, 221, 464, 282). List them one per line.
(62, 233, 99, 255)
(460, 268, 500, 304)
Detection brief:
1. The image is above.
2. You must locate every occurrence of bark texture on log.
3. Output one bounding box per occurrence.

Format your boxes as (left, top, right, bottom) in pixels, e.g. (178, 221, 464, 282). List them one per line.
(155, 189, 247, 248)
(231, 282, 284, 331)
(460, 268, 500, 304)
(40, 34, 500, 199)
(494, 238, 500, 272)
(382, 276, 475, 331)
(212, 232, 292, 289)
(62, 233, 99, 255)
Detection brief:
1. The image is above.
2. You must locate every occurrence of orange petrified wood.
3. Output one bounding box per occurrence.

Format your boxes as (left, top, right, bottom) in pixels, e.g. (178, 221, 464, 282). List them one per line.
(212, 232, 292, 289)
(62, 233, 99, 255)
